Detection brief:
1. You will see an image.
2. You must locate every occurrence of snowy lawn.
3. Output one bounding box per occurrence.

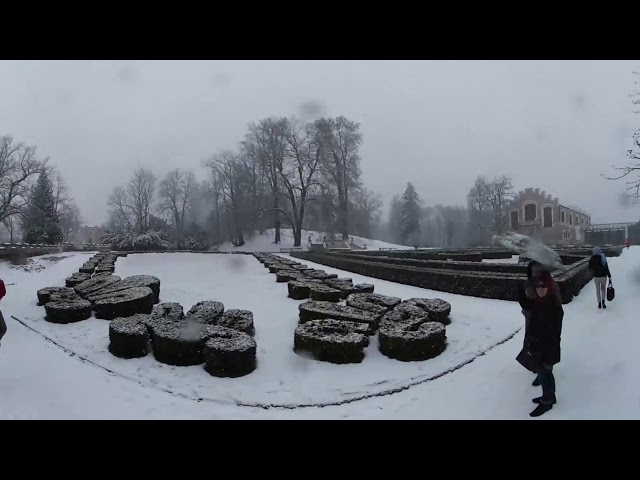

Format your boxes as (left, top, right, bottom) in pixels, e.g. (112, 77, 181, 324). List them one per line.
(1, 248, 639, 418)
(8, 252, 521, 407)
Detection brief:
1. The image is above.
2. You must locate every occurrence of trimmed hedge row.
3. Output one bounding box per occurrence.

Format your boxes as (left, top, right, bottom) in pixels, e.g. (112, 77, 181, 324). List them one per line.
(291, 252, 592, 304)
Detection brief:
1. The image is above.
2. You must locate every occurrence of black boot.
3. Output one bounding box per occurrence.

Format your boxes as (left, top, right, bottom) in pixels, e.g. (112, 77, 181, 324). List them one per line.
(532, 394, 556, 405)
(530, 403, 553, 417)
(532, 375, 542, 387)
(598, 302, 602, 309)
(602, 301, 607, 309)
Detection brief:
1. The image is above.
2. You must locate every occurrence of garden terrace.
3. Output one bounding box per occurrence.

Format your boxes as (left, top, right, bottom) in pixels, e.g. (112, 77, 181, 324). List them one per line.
(291, 251, 593, 304)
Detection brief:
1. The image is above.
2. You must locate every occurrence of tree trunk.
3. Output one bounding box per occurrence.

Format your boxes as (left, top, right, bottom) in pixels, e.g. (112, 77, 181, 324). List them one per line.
(339, 200, 349, 240)
(273, 196, 281, 244)
(293, 223, 302, 247)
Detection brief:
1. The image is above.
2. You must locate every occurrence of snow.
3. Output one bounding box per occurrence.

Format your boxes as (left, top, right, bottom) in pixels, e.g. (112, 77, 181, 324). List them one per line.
(482, 255, 520, 264)
(217, 228, 410, 252)
(1, 248, 639, 419)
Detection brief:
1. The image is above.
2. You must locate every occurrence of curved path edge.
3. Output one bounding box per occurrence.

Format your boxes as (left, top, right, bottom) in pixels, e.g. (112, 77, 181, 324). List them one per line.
(11, 315, 522, 411)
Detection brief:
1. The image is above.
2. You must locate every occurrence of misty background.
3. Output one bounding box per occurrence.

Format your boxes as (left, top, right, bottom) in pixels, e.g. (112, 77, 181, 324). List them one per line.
(0, 60, 638, 249)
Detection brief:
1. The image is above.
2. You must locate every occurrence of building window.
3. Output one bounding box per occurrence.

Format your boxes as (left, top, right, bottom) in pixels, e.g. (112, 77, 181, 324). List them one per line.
(561, 211, 565, 223)
(569, 214, 573, 226)
(510, 211, 519, 229)
(524, 203, 537, 222)
(563, 230, 572, 240)
(543, 207, 553, 228)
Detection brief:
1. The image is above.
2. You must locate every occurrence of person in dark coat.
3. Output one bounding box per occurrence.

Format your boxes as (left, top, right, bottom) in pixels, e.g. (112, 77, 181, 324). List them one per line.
(0, 278, 6, 349)
(517, 270, 564, 417)
(518, 261, 561, 387)
(588, 246, 612, 309)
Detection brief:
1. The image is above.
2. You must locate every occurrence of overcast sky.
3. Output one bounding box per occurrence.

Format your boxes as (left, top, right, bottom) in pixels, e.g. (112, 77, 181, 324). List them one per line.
(0, 60, 638, 226)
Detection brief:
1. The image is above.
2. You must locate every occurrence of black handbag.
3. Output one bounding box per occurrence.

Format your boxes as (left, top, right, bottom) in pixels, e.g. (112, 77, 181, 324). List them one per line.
(607, 279, 615, 302)
(516, 347, 542, 373)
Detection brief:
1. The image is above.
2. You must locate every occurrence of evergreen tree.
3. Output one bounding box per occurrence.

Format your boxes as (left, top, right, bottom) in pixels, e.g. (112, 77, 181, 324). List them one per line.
(23, 171, 62, 244)
(401, 182, 421, 246)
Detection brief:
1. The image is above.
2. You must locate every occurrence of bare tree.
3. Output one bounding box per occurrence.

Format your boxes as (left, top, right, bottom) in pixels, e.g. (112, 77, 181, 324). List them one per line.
(606, 71, 640, 200)
(244, 117, 288, 243)
(485, 175, 514, 234)
(204, 152, 249, 246)
(466, 176, 492, 245)
(127, 168, 156, 232)
(107, 185, 134, 231)
(0, 136, 48, 227)
(317, 117, 363, 240)
(350, 187, 383, 239)
(158, 169, 196, 235)
(59, 201, 83, 242)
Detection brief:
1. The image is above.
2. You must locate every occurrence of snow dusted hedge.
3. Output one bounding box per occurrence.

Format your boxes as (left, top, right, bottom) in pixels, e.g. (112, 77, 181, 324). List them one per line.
(348, 250, 484, 262)
(150, 319, 210, 366)
(294, 319, 370, 364)
(93, 286, 155, 320)
(66, 273, 92, 287)
(109, 315, 150, 359)
(37, 287, 76, 305)
(290, 252, 592, 304)
(298, 301, 381, 335)
(87, 275, 161, 304)
(345, 293, 402, 316)
(203, 326, 257, 377)
(45, 299, 92, 324)
(74, 275, 121, 299)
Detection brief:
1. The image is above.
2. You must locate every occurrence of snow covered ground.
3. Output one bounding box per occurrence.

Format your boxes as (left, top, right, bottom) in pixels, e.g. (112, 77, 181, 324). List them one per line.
(1, 248, 639, 419)
(217, 228, 410, 253)
(482, 255, 520, 264)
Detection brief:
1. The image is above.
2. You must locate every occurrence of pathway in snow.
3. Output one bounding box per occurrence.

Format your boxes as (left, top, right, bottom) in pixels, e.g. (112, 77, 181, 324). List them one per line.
(1, 249, 639, 418)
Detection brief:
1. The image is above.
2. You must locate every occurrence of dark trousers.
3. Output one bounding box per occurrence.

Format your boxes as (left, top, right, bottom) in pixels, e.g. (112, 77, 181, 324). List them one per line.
(0, 308, 6, 341)
(538, 367, 556, 402)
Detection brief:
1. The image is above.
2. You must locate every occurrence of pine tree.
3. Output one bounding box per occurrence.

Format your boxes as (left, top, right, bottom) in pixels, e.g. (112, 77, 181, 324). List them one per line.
(23, 172, 62, 244)
(401, 182, 421, 246)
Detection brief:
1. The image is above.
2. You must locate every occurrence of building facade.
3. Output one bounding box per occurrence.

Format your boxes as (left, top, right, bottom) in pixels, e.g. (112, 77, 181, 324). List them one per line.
(74, 225, 106, 245)
(509, 188, 591, 245)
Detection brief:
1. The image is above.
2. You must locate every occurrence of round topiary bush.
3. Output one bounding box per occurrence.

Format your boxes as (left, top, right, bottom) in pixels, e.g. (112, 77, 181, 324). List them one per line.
(298, 301, 381, 334)
(378, 321, 447, 362)
(185, 300, 225, 325)
(66, 273, 92, 287)
(276, 270, 304, 283)
(50, 288, 82, 304)
(109, 315, 150, 359)
(37, 286, 76, 305)
(150, 319, 210, 366)
(304, 271, 338, 281)
(400, 298, 452, 325)
(93, 286, 155, 320)
(203, 326, 257, 377)
(79, 262, 98, 274)
(309, 285, 342, 302)
(44, 299, 92, 324)
(74, 275, 121, 299)
(217, 309, 255, 335)
(150, 302, 184, 321)
(287, 280, 324, 300)
(346, 293, 402, 314)
(294, 319, 370, 364)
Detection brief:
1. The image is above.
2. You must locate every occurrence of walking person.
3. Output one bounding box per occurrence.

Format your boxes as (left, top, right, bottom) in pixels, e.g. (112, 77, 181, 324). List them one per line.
(517, 270, 564, 417)
(588, 246, 612, 309)
(0, 278, 7, 349)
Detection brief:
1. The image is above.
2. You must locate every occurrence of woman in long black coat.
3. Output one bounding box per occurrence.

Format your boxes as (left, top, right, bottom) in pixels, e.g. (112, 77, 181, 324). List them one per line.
(517, 271, 564, 417)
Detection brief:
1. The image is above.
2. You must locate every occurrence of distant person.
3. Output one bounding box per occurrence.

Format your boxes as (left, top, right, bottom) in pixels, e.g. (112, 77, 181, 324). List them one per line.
(518, 260, 561, 387)
(625, 238, 631, 249)
(0, 278, 6, 349)
(518, 271, 564, 417)
(588, 246, 612, 309)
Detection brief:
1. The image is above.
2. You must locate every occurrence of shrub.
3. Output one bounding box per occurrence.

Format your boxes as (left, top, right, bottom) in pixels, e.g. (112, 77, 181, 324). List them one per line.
(109, 315, 150, 359)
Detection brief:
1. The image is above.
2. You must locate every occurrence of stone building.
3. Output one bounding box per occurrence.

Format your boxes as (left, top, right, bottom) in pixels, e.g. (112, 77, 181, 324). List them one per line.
(74, 225, 106, 245)
(508, 188, 591, 245)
